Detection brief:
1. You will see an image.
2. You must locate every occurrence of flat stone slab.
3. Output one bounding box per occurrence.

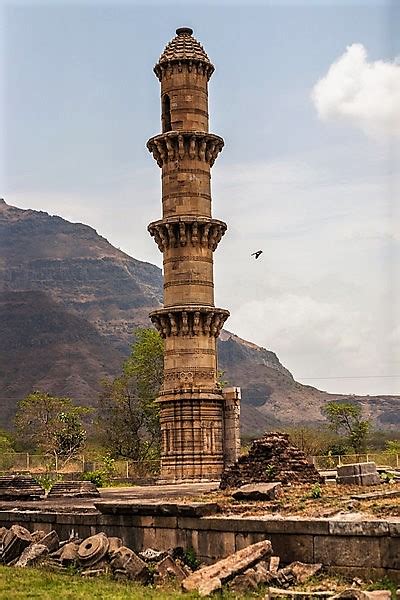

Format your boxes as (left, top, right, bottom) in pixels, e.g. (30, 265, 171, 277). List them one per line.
(351, 489, 400, 500)
(232, 482, 282, 501)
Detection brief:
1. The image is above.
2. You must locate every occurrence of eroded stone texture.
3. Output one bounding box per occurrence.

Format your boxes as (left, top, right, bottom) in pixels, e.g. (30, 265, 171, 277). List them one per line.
(147, 27, 239, 481)
(337, 463, 381, 486)
(220, 432, 323, 489)
(181, 539, 272, 593)
(47, 481, 100, 498)
(0, 475, 45, 500)
(1, 525, 33, 564)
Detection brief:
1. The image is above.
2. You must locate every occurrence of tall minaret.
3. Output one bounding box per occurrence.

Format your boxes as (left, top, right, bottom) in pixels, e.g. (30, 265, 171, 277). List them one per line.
(147, 27, 230, 481)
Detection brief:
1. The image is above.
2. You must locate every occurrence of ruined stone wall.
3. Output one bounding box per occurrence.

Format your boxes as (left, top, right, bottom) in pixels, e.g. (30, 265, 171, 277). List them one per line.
(0, 509, 398, 582)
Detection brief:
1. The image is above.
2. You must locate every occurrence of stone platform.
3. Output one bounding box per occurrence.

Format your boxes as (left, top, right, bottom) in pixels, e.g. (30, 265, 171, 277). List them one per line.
(0, 483, 398, 582)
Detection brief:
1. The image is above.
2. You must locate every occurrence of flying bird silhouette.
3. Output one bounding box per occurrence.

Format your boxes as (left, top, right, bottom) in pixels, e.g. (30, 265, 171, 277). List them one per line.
(251, 250, 263, 259)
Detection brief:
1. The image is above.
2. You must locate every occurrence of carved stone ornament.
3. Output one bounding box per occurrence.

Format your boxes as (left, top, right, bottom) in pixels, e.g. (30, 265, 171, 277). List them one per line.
(148, 217, 226, 252)
(147, 132, 224, 167)
(150, 306, 229, 339)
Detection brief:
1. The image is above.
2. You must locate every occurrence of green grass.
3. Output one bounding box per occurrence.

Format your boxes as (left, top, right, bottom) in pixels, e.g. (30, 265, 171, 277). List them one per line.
(0, 566, 194, 600)
(0, 566, 263, 600)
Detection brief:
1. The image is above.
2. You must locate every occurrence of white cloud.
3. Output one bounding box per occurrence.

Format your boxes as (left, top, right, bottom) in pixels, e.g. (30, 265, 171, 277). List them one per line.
(311, 44, 400, 139)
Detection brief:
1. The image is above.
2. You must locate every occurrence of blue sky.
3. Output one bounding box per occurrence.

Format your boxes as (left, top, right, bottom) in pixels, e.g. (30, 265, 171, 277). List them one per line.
(1, 0, 399, 395)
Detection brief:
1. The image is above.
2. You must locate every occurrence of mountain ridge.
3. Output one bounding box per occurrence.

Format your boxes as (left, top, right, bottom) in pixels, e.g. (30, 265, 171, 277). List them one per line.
(1, 199, 398, 433)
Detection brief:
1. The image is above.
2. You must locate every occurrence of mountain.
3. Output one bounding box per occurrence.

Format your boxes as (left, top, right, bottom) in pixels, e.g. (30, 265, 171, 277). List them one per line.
(0, 199, 398, 433)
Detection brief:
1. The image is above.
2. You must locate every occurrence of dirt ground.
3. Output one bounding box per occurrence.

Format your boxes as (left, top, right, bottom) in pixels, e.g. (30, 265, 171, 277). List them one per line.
(0, 481, 399, 519)
(184, 482, 400, 519)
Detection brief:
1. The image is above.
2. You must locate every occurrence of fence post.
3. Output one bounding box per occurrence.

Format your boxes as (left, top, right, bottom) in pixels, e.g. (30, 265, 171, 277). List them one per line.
(26, 453, 30, 471)
(55, 455, 58, 474)
(126, 461, 129, 479)
(397, 454, 399, 469)
(366, 453, 369, 463)
(338, 455, 342, 467)
(82, 455, 85, 473)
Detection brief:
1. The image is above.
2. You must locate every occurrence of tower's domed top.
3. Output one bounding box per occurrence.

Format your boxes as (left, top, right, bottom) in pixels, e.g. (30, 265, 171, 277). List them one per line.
(155, 27, 214, 78)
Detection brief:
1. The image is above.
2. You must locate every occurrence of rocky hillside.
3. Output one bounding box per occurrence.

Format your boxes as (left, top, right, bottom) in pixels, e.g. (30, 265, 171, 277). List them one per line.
(0, 199, 398, 433)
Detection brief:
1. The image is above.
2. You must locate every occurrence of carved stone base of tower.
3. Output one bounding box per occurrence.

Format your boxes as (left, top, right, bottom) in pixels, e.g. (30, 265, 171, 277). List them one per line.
(159, 396, 225, 481)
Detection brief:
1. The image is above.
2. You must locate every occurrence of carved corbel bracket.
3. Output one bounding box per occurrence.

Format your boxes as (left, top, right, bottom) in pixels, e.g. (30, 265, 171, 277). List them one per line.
(148, 217, 227, 252)
(147, 132, 224, 168)
(150, 306, 229, 339)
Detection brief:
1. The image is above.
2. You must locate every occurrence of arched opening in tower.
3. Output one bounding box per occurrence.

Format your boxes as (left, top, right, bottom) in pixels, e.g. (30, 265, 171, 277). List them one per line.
(162, 94, 172, 132)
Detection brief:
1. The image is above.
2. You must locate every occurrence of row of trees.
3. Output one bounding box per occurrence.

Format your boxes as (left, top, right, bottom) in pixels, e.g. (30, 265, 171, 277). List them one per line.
(4, 328, 399, 467)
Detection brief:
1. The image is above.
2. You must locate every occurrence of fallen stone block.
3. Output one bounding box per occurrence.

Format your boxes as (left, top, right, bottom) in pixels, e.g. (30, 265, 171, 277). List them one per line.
(58, 541, 80, 564)
(110, 546, 150, 583)
(232, 482, 282, 501)
(332, 590, 391, 600)
(182, 539, 272, 593)
(15, 543, 48, 567)
(269, 556, 280, 573)
(1, 525, 33, 564)
(288, 561, 322, 584)
(0, 527, 8, 544)
(40, 530, 59, 553)
(78, 533, 109, 567)
(267, 587, 335, 599)
(155, 555, 187, 582)
(81, 559, 110, 577)
(107, 536, 123, 557)
(139, 547, 167, 562)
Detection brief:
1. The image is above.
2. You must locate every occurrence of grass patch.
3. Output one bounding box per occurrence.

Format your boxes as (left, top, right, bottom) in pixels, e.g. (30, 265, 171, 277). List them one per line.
(0, 566, 264, 600)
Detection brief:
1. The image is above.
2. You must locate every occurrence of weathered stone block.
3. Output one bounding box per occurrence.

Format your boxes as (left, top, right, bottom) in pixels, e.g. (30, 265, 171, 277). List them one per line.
(232, 482, 282, 501)
(329, 520, 389, 536)
(314, 536, 383, 567)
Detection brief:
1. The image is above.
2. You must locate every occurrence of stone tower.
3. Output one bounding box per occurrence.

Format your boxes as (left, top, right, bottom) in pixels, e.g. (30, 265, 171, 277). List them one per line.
(147, 27, 234, 481)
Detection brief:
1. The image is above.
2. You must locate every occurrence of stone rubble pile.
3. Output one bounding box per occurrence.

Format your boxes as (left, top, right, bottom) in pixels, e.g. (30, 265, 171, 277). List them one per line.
(0, 525, 192, 584)
(0, 525, 395, 598)
(220, 431, 323, 489)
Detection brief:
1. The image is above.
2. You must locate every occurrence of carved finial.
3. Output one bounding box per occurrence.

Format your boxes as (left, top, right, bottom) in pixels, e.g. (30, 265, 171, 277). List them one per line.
(176, 27, 193, 36)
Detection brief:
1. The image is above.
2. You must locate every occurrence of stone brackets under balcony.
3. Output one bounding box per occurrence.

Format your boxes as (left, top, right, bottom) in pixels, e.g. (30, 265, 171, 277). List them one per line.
(148, 217, 227, 252)
(150, 306, 229, 339)
(147, 131, 224, 167)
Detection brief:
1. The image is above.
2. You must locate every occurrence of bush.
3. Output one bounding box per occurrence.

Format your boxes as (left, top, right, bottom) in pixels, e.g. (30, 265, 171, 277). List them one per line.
(81, 470, 105, 487)
(34, 473, 61, 492)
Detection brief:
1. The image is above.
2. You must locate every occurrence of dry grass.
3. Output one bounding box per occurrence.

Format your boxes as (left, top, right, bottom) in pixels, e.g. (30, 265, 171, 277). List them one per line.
(186, 482, 400, 519)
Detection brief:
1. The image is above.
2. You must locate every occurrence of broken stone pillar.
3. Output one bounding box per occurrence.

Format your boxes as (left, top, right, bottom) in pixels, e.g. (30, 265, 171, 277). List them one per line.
(223, 386, 241, 468)
(1, 525, 33, 564)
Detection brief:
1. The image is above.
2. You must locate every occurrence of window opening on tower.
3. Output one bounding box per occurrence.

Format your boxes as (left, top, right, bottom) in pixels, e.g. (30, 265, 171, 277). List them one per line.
(162, 94, 172, 132)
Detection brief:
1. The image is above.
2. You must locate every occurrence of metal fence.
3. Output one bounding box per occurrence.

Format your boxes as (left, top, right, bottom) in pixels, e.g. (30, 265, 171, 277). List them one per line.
(312, 453, 400, 470)
(0, 452, 398, 478)
(0, 453, 160, 479)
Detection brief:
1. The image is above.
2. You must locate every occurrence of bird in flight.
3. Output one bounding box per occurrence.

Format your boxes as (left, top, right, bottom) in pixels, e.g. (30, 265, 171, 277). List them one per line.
(251, 250, 263, 259)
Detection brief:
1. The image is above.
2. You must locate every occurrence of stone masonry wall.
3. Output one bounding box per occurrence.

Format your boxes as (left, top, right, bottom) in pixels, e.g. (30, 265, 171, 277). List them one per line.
(0, 510, 398, 583)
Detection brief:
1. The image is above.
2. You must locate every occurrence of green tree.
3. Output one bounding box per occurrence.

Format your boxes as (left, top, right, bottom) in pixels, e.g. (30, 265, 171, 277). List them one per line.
(385, 439, 400, 454)
(98, 328, 163, 462)
(15, 391, 88, 465)
(0, 430, 15, 453)
(323, 401, 370, 453)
